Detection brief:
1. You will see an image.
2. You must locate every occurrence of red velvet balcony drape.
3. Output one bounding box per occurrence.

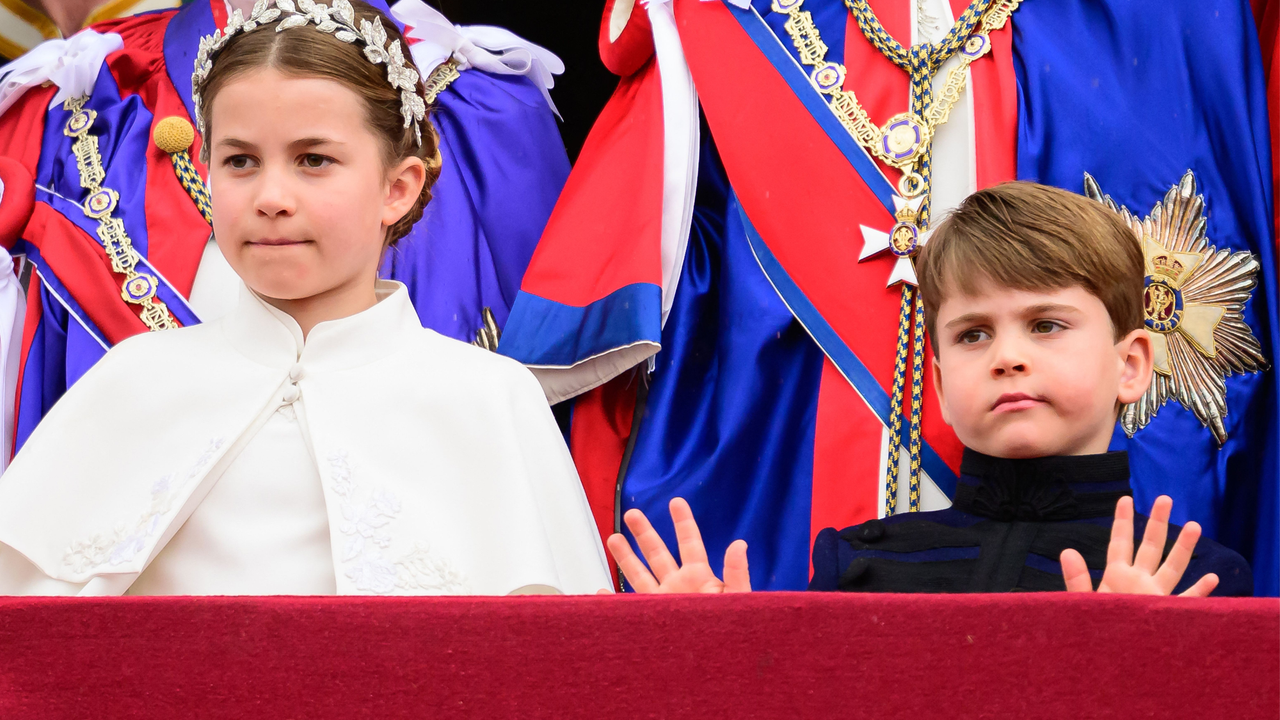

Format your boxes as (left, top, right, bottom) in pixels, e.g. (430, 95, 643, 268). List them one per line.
(0, 593, 1275, 718)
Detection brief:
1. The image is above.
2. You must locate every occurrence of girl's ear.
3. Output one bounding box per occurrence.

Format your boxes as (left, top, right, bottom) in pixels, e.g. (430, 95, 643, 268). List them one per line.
(1115, 327, 1154, 405)
(382, 156, 426, 229)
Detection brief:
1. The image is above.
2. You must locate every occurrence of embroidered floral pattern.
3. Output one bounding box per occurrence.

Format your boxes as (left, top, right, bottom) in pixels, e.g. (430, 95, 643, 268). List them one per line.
(395, 543, 470, 593)
(326, 451, 470, 594)
(63, 439, 225, 575)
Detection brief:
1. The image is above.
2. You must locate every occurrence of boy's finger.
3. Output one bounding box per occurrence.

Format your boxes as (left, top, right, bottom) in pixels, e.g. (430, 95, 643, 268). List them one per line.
(1153, 520, 1201, 594)
(1178, 572, 1219, 598)
(723, 540, 751, 593)
(623, 508, 680, 581)
(606, 533, 659, 593)
(669, 498, 710, 567)
(1107, 496, 1136, 566)
(1133, 495, 1173, 575)
(1059, 549, 1095, 592)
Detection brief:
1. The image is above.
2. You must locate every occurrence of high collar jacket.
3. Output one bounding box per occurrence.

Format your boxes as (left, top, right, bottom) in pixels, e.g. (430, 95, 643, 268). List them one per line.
(809, 450, 1253, 596)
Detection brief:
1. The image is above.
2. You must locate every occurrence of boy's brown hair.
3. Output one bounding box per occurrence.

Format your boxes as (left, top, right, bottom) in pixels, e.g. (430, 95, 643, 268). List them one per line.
(916, 181, 1144, 352)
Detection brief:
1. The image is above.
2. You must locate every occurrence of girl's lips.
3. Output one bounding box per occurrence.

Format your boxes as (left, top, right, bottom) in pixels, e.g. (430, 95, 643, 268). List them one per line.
(248, 238, 308, 246)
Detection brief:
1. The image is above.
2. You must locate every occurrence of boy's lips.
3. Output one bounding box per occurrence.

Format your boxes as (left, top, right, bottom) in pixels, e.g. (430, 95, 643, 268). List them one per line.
(991, 392, 1046, 414)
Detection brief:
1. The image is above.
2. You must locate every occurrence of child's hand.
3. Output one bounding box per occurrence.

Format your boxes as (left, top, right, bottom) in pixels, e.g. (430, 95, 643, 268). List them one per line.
(1060, 495, 1218, 597)
(605, 497, 751, 593)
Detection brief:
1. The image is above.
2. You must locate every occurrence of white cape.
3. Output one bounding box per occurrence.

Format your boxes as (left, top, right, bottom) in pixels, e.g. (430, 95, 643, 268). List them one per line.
(0, 281, 611, 596)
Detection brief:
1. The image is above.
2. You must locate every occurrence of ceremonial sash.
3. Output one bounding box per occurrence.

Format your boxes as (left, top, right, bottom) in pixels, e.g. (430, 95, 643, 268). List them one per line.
(673, 0, 971, 497)
(504, 0, 1020, 568)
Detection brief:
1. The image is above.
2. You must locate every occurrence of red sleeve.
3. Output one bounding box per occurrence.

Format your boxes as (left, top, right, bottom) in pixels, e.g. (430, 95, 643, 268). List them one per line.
(0, 85, 56, 177)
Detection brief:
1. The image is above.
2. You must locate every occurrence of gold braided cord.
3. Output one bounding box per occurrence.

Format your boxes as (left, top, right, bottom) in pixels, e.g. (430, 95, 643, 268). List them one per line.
(64, 96, 180, 332)
(845, 0, 992, 74)
(774, 0, 1019, 194)
(167, 148, 213, 226)
(882, 285, 912, 516)
(848, 0, 1009, 138)
(906, 288, 926, 511)
(775, 0, 1021, 514)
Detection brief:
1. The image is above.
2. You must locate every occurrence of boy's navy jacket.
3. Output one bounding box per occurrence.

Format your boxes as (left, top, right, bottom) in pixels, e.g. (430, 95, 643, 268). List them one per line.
(810, 450, 1253, 596)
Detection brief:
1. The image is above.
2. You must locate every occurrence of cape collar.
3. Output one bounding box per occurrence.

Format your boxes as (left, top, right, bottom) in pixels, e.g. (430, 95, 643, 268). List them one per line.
(223, 279, 422, 372)
(952, 449, 1132, 522)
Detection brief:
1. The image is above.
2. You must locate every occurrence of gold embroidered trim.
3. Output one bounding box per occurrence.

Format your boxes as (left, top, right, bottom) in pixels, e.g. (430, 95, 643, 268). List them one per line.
(64, 95, 180, 332)
(423, 59, 461, 105)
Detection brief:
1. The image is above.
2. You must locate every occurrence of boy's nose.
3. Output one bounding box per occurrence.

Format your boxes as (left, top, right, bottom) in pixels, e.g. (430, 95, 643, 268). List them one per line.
(991, 361, 1027, 377)
(989, 339, 1029, 377)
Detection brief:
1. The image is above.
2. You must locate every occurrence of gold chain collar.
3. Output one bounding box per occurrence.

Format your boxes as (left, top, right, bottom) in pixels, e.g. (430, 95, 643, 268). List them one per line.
(64, 95, 180, 332)
(772, 0, 1019, 198)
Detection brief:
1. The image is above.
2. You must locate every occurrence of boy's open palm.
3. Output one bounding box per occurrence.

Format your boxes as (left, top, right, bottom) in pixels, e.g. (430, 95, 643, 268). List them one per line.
(1060, 495, 1218, 597)
(605, 498, 751, 593)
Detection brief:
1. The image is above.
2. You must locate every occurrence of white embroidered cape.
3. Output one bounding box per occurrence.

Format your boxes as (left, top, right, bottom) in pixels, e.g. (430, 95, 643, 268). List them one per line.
(0, 281, 612, 596)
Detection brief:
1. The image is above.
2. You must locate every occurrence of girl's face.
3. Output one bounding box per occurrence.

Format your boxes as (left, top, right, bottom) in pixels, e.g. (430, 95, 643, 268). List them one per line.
(207, 68, 422, 305)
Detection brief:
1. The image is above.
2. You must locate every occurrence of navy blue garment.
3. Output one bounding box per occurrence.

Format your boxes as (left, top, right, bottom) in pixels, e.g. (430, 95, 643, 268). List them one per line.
(810, 450, 1253, 596)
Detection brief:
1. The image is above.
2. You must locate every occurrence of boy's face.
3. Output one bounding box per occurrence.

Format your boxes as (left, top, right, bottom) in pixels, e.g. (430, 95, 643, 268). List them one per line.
(931, 281, 1153, 459)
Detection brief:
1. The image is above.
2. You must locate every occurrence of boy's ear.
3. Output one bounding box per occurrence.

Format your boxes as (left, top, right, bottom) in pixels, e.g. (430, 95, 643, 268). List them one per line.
(1115, 328, 1154, 405)
(931, 358, 953, 427)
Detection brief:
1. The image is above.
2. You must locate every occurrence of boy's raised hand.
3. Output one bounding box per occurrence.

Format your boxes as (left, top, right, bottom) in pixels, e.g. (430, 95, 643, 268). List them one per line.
(1060, 495, 1218, 597)
(605, 498, 751, 593)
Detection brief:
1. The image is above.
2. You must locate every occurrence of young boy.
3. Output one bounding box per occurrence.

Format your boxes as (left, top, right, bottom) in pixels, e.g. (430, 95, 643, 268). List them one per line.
(605, 182, 1253, 597)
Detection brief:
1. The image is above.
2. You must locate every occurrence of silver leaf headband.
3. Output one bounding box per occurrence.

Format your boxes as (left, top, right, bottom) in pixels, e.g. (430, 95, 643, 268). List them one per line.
(192, 0, 427, 146)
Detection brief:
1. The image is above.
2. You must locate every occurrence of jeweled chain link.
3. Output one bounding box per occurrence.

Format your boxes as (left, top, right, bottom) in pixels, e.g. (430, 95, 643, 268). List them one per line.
(774, 0, 1018, 198)
(64, 96, 179, 332)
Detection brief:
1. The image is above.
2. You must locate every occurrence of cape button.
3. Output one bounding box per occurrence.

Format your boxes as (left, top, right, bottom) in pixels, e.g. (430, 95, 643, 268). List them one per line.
(282, 385, 300, 404)
(289, 363, 304, 381)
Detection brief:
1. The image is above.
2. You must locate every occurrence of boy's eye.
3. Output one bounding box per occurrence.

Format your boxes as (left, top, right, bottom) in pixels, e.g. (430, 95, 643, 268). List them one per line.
(1032, 320, 1064, 334)
(957, 328, 989, 345)
(301, 154, 332, 169)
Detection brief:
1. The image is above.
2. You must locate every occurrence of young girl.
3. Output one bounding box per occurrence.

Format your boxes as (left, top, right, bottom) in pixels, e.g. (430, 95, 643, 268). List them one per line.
(0, 0, 611, 596)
